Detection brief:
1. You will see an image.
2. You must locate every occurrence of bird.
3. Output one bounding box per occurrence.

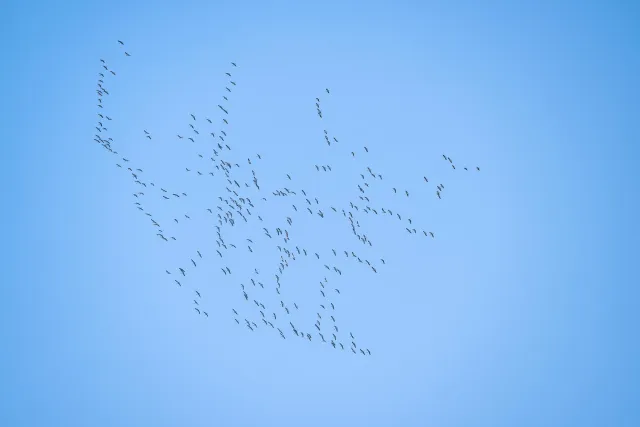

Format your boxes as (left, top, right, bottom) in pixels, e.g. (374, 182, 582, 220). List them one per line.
(90, 53, 486, 356)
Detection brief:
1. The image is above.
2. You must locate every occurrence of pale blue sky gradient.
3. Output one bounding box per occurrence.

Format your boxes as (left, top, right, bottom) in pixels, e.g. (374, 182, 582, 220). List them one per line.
(1, 1, 639, 426)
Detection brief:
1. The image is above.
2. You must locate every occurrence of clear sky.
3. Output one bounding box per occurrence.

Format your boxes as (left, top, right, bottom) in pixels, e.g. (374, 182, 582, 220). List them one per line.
(2, 1, 639, 426)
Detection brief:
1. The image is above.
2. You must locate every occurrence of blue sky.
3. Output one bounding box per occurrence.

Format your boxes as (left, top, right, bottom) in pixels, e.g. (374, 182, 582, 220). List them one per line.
(1, 1, 639, 426)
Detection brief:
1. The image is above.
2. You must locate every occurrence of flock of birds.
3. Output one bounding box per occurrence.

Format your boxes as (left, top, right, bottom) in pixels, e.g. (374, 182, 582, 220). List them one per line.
(92, 41, 482, 356)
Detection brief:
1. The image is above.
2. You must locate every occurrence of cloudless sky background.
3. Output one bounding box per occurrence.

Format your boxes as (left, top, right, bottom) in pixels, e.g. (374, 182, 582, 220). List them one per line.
(1, 1, 639, 426)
